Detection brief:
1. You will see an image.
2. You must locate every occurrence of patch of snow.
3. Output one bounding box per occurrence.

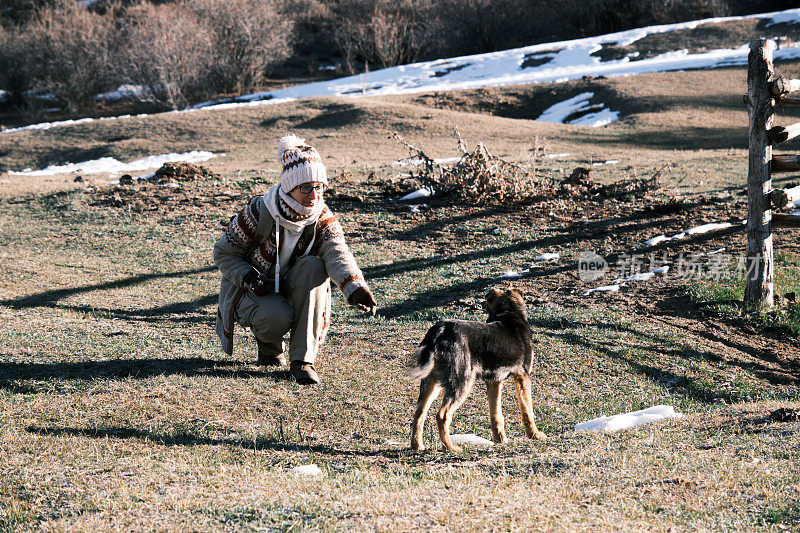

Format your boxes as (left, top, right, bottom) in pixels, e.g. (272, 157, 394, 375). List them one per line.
(384, 439, 405, 447)
(583, 284, 620, 295)
(645, 235, 670, 246)
(646, 222, 733, 246)
(616, 271, 655, 283)
(399, 187, 433, 201)
(575, 405, 684, 432)
(96, 84, 150, 102)
(592, 160, 619, 166)
(9, 151, 218, 176)
(536, 92, 619, 127)
(449, 434, 494, 447)
(3, 117, 96, 134)
(613, 264, 670, 284)
(499, 269, 530, 279)
(543, 153, 570, 159)
(535, 252, 560, 261)
(290, 464, 323, 476)
(670, 222, 733, 240)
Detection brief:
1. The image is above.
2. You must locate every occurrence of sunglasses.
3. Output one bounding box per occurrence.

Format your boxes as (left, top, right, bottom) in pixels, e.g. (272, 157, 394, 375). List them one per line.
(297, 184, 325, 194)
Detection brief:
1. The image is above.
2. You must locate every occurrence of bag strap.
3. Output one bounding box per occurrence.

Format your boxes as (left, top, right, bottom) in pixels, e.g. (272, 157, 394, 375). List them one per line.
(252, 195, 276, 248)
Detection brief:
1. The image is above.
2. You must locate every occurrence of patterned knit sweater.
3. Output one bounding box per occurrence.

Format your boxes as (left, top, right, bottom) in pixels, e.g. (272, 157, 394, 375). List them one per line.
(212, 191, 368, 354)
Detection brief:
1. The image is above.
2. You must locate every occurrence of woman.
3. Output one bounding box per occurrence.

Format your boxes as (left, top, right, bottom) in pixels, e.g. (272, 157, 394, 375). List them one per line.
(213, 135, 377, 384)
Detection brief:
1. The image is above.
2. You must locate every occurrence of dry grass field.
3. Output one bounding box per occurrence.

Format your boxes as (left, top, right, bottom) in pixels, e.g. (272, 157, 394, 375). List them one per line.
(2, 55, 800, 531)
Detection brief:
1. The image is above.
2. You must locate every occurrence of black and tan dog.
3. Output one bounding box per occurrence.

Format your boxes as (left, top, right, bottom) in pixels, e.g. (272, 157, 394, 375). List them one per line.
(410, 287, 547, 452)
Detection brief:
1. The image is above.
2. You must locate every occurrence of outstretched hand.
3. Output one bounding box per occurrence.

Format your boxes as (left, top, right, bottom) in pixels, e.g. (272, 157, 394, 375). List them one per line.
(348, 287, 377, 316)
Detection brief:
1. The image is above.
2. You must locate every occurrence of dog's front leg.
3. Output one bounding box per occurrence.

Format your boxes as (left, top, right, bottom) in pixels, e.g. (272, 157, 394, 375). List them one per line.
(487, 381, 507, 444)
(513, 374, 547, 440)
(411, 378, 441, 451)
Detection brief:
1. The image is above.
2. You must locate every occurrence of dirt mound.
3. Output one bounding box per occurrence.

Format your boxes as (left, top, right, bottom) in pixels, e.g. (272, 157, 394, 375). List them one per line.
(152, 162, 220, 182)
(88, 163, 246, 225)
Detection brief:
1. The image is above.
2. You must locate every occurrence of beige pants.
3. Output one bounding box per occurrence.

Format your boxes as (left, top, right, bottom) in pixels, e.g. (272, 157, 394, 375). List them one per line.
(234, 256, 331, 364)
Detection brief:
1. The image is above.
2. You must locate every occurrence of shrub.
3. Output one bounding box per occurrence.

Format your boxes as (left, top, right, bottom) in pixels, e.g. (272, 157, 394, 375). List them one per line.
(118, 2, 216, 110)
(117, 0, 293, 110)
(331, 0, 432, 73)
(0, 0, 118, 115)
(190, 0, 294, 94)
(0, 25, 37, 111)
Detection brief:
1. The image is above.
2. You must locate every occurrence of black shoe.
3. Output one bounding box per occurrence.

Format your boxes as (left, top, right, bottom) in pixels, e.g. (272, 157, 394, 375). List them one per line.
(290, 361, 319, 385)
(258, 352, 286, 367)
(256, 340, 286, 367)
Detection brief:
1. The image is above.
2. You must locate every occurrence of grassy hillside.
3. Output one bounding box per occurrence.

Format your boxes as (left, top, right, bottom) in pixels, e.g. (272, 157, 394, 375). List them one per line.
(1, 61, 799, 530)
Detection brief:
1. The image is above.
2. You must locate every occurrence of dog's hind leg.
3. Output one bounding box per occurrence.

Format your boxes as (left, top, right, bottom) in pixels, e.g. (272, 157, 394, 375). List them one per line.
(436, 373, 476, 452)
(487, 381, 507, 444)
(513, 374, 547, 440)
(410, 378, 442, 451)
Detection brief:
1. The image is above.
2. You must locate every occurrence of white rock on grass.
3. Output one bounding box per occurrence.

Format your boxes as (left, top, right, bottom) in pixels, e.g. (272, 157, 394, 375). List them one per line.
(290, 464, 323, 476)
(575, 405, 684, 432)
(399, 187, 433, 201)
(449, 434, 494, 447)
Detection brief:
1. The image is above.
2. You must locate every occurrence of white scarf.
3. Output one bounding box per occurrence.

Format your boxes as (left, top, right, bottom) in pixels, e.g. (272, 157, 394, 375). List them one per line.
(263, 184, 323, 292)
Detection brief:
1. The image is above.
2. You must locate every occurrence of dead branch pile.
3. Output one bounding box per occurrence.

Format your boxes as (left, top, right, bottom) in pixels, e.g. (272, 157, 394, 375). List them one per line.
(559, 167, 660, 199)
(390, 131, 551, 205)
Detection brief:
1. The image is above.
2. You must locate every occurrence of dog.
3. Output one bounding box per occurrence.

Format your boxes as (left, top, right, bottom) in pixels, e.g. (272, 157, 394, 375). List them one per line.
(410, 287, 547, 452)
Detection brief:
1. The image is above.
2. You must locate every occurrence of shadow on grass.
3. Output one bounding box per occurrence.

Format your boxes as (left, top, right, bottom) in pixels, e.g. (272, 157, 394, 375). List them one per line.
(0, 265, 217, 311)
(532, 313, 800, 404)
(55, 294, 218, 324)
(373, 223, 742, 320)
(22, 425, 565, 466)
(24, 425, 406, 459)
(0, 357, 296, 393)
(0, 265, 219, 324)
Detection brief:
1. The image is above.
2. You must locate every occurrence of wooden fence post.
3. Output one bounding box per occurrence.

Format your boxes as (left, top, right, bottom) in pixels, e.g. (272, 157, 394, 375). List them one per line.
(745, 38, 775, 308)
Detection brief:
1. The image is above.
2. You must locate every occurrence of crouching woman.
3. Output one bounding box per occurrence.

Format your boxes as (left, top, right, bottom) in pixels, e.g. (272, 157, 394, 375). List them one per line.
(213, 135, 377, 385)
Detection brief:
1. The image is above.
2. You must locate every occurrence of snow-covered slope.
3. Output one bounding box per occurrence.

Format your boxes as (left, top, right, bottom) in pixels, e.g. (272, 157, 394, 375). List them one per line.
(3, 8, 799, 136)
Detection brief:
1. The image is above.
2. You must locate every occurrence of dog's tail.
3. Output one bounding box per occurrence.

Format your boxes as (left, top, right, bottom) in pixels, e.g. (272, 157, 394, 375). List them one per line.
(409, 326, 438, 380)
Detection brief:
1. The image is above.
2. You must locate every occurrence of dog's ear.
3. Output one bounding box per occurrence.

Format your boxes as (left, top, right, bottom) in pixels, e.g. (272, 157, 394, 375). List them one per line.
(509, 287, 526, 298)
(485, 288, 502, 306)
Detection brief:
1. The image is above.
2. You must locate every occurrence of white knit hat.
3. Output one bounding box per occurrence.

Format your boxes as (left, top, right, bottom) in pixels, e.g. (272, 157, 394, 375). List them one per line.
(277, 134, 327, 193)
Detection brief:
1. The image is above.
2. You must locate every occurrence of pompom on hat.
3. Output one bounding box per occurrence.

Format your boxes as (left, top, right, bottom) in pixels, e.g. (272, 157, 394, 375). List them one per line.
(277, 134, 327, 193)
